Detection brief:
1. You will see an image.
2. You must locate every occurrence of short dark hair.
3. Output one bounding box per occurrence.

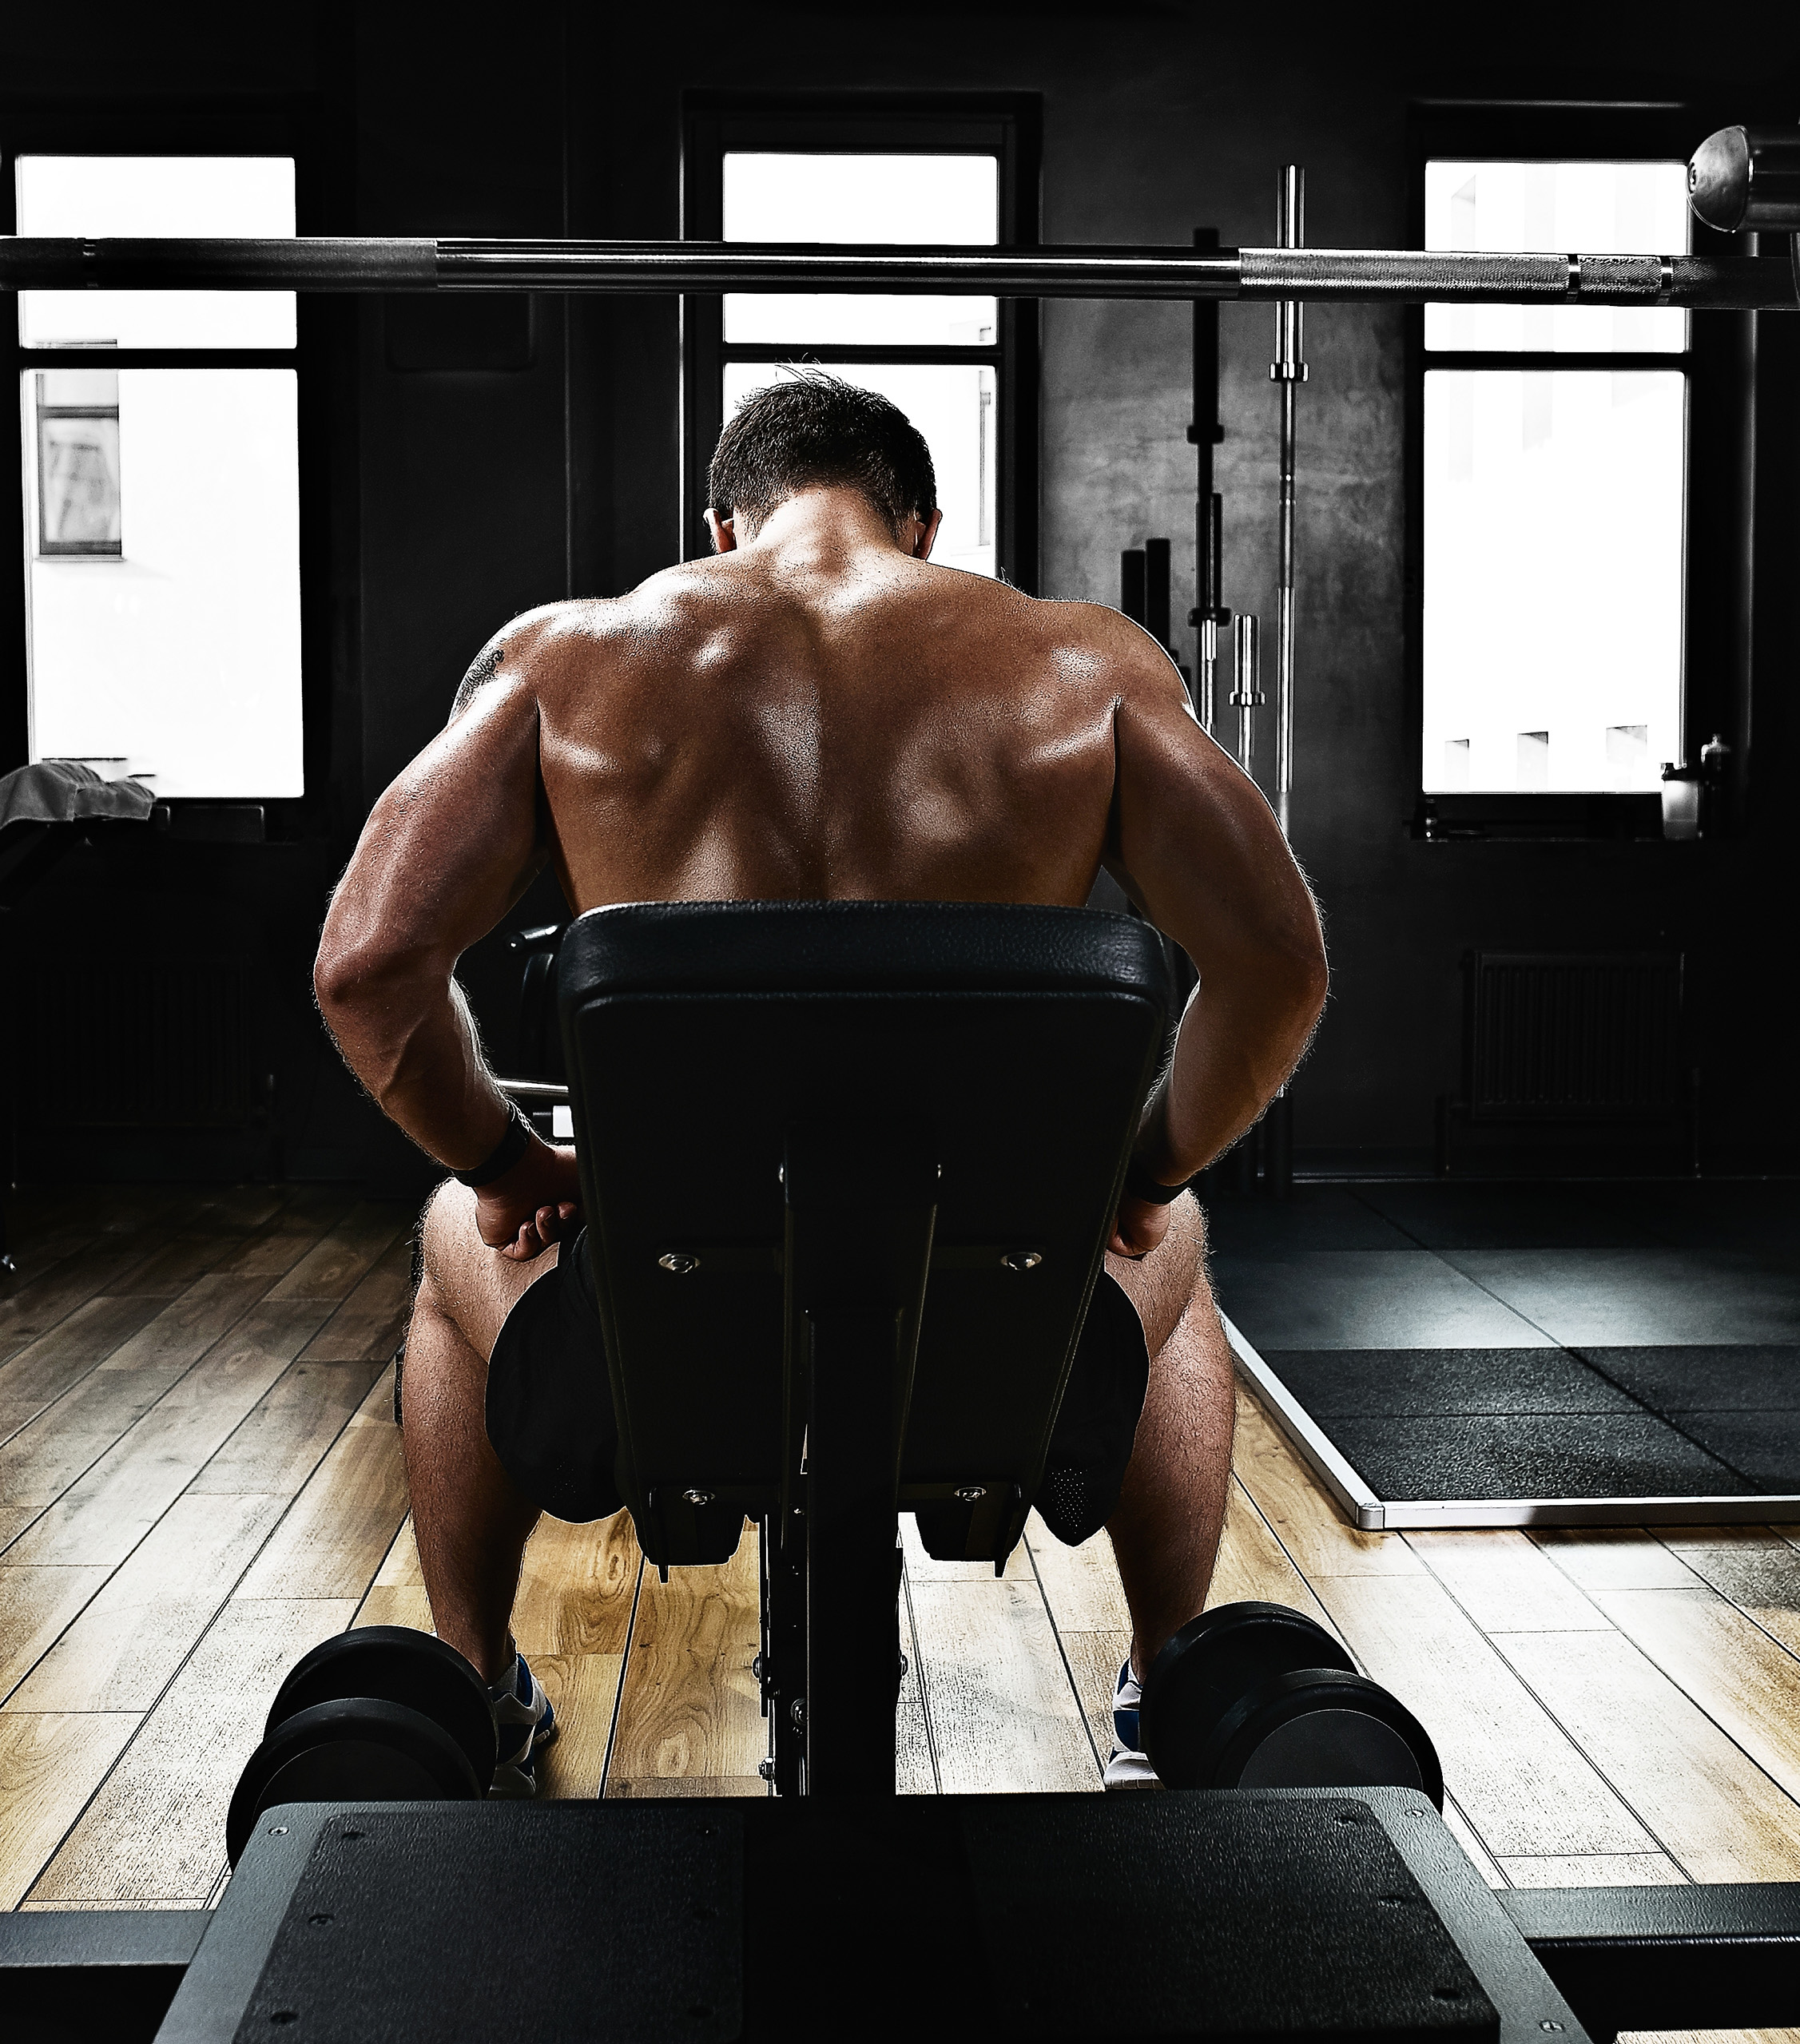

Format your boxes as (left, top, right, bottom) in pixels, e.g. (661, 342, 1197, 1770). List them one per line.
(708, 373, 937, 538)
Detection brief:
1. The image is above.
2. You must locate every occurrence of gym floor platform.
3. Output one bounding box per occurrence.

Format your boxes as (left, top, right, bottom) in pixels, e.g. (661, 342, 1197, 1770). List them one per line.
(4, 1180, 1800, 1971)
(1210, 1180, 1800, 1528)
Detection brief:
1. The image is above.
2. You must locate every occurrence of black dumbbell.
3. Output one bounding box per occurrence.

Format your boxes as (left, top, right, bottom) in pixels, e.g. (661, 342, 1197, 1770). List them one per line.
(226, 1628, 497, 1865)
(1138, 1601, 1442, 1806)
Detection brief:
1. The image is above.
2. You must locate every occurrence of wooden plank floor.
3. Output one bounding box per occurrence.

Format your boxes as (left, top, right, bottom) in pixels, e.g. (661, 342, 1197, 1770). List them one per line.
(3, 1187, 1798, 2040)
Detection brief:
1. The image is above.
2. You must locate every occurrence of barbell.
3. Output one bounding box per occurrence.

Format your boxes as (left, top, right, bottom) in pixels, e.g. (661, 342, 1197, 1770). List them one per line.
(0, 125, 1793, 309)
(0, 236, 1790, 306)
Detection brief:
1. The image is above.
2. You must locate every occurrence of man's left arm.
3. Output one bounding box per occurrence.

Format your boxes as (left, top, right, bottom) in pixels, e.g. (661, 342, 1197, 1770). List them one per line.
(313, 663, 572, 1259)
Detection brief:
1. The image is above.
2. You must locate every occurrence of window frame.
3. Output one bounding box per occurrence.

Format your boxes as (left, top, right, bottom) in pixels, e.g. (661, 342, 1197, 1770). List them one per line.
(1405, 104, 1749, 840)
(681, 93, 1042, 591)
(0, 96, 344, 830)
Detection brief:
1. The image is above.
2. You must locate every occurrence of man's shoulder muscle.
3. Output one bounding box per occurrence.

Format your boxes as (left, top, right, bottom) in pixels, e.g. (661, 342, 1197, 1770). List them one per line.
(447, 598, 639, 726)
(1018, 595, 1193, 718)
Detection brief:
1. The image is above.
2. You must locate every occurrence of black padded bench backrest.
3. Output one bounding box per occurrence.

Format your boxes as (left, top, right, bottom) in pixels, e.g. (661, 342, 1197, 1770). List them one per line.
(558, 901, 1172, 1568)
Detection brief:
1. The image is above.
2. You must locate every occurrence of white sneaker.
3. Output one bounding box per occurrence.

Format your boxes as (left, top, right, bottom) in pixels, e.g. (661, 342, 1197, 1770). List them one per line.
(487, 1650, 558, 1797)
(1103, 1655, 1162, 1792)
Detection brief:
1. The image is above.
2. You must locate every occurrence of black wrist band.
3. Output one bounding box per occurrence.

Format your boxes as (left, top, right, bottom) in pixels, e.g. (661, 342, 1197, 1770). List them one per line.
(453, 1103, 534, 1188)
(1123, 1155, 1190, 1206)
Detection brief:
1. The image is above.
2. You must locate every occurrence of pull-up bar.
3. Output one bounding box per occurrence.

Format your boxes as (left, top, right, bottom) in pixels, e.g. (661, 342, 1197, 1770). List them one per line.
(0, 238, 1793, 308)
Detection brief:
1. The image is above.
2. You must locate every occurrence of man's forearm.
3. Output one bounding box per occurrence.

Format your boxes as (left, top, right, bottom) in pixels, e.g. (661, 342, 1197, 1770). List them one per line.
(318, 970, 514, 1173)
(1138, 970, 1324, 1185)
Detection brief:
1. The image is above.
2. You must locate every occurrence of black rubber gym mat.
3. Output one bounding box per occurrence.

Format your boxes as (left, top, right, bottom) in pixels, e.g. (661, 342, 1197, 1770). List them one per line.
(1320, 1410, 1749, 1502)
(1210, 1183, 1800, 1506)
(1351, 1182, 1660, 1252)
(1264, 1347, 1635, 1418)
(1578, 1344, 1800, 1411)
(1595, 1182, 1800, 1261)
(1244, 1343, 1800, 1500)
(1661, 1409, 1800, 1491)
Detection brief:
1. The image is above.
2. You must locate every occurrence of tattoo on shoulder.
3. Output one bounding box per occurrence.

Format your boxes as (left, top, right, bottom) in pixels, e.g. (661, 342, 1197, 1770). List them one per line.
(449, 640, 507, 723)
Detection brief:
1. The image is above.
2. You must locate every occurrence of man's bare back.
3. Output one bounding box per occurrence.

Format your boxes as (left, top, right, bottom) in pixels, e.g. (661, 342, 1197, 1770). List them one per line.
(316, 483, 1324, 1263)
(503, 496, 1138, 915)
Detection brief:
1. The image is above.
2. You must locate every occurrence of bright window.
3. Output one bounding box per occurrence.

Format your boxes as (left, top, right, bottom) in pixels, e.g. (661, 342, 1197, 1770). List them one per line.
(720, 151, 999, 580)
(723, 153, 998, 349)
(1421, 160, 1689, 795)
(17, 156, 304, 800)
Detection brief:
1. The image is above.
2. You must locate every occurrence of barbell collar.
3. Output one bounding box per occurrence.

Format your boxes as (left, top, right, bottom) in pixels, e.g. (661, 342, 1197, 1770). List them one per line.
(0, 236, 1792, 308)
(1688, 125, 1800, 235)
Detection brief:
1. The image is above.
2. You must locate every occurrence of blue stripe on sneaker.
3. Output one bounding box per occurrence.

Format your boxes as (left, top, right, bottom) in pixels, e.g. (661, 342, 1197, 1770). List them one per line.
(517, 1653, 557, 1736)
(491, 1652, 557, 1768)
(1112, 1657, 1141, 1752)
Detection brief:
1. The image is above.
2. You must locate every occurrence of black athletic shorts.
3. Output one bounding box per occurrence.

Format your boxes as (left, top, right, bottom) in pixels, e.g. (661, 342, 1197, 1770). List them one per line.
(485, 1228, 1150, 1549)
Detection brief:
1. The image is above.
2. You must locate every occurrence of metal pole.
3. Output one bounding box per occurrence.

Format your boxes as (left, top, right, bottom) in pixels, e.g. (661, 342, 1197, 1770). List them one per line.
(1232, 614, 1262, 776)
(1190, 228, 1229, 735)
(0, 237, 1791, 306)
(1266, 177, 1307, 1195)
(1272, 168, 1308, 837)
(1196, 504, 1222, 732)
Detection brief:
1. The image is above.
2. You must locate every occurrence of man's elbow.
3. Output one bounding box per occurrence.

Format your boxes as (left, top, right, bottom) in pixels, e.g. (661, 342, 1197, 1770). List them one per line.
(314, 919, 450, 1034)
(312, 935, 367, 1030)
(312, 927, 408, 1030)
(1297, 943, 1330, 1025)
(1270, 935, 1329, 1045)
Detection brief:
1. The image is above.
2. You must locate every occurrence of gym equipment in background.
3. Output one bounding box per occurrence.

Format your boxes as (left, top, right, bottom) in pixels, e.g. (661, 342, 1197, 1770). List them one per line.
(1188, 226, 1230, 735)
(1231, 613, 1262, 778)
(1119, 538, 1185, 688)
(1258, 169, 1309, 1197)
(1271, 165, 1306, 842)
(1687, 121, 1800, 289)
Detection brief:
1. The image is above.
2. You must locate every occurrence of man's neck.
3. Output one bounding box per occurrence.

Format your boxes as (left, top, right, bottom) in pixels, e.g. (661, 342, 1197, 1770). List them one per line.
(740, 488, 912, 568)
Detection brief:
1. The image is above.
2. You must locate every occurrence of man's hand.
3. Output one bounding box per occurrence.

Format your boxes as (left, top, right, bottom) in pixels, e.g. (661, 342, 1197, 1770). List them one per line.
(1109, 1193, 1175, 1260)
(475, 1139, 582, 1260)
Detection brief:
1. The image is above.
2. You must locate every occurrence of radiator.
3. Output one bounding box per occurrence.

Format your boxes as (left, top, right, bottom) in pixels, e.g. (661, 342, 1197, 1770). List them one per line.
(1466, 952, 1683, 1123)
(26, 955, 259, 1128)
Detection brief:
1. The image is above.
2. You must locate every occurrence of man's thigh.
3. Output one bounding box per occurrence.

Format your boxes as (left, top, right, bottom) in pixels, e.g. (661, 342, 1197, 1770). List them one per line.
(418, 1178, 561, 1363)
(1104, 1192, 1209, 1356)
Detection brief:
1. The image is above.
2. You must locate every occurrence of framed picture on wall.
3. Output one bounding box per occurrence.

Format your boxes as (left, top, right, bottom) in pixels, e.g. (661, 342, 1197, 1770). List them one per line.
(34, 368, 122, 558)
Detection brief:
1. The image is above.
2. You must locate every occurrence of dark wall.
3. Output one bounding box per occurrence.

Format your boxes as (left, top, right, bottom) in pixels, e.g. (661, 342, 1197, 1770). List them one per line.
(3, 0, 1797, 1189)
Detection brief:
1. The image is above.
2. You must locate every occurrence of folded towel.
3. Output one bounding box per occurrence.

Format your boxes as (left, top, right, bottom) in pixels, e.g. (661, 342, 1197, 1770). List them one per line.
(0, 760, 153, 831)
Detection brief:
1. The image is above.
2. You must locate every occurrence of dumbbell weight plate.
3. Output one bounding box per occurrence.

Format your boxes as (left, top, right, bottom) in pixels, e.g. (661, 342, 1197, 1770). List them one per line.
(265, 1627, 497, 1791)
(226, 1698, 483, 1867)
(1210, 1668, 1444, 1808)
(1140, 1601, 1355, 1789)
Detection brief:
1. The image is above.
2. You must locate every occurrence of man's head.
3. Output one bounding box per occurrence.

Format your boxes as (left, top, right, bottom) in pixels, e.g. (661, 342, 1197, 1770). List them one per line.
(706, 372, 940, 554)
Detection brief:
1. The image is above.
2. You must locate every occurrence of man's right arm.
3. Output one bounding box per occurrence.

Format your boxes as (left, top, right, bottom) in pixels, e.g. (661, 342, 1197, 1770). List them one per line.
(1101, 621, 1329, 1242)
(312, 625, 577, 1258)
